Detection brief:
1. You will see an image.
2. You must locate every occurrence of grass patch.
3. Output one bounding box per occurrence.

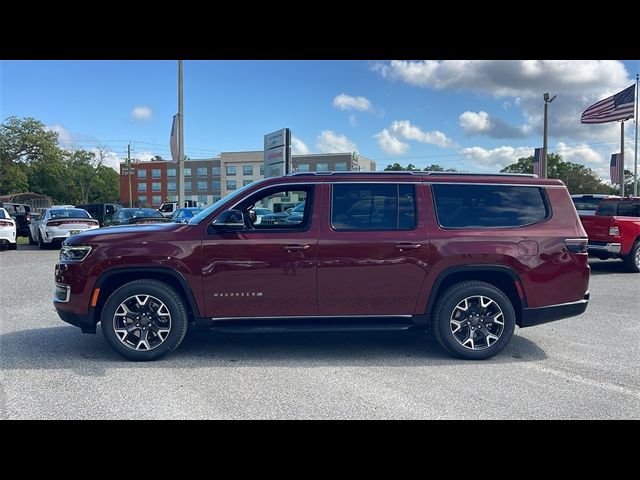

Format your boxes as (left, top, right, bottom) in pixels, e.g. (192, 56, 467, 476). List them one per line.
(17, 236, 29, 245)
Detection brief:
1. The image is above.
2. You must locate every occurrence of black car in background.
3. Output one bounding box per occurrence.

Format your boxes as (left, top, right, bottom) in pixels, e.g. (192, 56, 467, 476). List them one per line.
(75, 203, 122, 226)
(104, 208, 171, 226)
(0, 202, 32, 237)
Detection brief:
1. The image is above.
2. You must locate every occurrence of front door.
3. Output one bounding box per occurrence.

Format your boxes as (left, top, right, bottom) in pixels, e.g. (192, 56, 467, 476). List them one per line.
(317, 181, 430, 316)
(201, 184, 320, 318)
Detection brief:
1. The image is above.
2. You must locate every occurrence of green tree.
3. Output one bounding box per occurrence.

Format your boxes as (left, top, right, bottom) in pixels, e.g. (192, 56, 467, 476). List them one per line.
(384, 163, 457, 172)
(501, 153, 612, 194)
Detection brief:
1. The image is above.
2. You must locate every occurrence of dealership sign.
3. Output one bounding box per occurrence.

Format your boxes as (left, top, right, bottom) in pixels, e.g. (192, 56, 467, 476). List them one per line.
(263, 128, 291, 178)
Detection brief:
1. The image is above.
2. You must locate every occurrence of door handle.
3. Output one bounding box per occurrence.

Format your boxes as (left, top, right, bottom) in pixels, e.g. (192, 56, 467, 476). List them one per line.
(394, 243, 422, 251)
(284, 244, 310, 252)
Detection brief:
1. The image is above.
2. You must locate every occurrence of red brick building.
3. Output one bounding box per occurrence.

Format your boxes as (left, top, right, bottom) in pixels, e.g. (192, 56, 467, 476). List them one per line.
(120, 161, 168, 207)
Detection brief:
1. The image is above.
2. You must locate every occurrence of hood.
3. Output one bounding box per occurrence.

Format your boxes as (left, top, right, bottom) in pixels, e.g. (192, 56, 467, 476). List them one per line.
(64, 222, 185, 245)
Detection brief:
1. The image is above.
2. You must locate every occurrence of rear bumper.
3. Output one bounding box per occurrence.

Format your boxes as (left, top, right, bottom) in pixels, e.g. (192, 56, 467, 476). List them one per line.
(521, 292, 590, 327)
(588, 242, 621, 254)
(56, 309, 96, 334)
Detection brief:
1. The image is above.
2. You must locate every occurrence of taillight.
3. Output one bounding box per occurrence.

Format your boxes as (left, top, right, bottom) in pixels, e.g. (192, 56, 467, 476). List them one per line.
(609, 226, 620, 236)
(0, 221, 13, 227)
(565, 238, 588, 254)
(26, 214, 31, 221)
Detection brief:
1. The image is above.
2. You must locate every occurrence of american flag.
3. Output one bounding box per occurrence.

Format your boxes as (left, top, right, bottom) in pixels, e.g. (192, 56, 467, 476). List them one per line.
(610, 153, 621, 184)
(581, 85, 635, 124)
(533, 147, 544, 177)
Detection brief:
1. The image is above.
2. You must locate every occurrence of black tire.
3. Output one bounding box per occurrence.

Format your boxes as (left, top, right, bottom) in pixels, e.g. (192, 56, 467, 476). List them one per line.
(28, 231, 37, 245)
(9, 242, 17, 250)
(37, 231, 47, 249)
(101, 279, 189, 361)
(431, 281, 516, 360)
(622, 241, 640, 273)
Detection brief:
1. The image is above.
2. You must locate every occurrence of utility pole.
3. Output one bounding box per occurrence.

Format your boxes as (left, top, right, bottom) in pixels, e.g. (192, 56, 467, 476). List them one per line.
(178, 60, 185, 208)
(127, 143, 132, 207)
(543, 93, 557, 179)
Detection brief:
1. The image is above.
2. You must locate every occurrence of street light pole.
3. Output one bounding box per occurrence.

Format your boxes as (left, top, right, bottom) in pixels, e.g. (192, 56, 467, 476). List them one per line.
(178, 60, 185, 209)
(543, 93, 557, 179)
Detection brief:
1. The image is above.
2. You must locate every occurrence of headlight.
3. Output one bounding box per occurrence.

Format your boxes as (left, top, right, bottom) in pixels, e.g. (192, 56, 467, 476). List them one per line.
(60, 245, 92, 261)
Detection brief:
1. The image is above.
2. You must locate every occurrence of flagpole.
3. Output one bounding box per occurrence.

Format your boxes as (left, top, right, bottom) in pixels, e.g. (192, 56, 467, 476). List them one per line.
(178, 60, 184, 208)
(620, 121, 625, 197)
(634, 73, 638, 196)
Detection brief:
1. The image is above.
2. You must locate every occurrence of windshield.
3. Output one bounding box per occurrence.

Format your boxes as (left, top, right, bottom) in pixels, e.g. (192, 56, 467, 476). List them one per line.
(50, 209, 90, 218)
(189, 180, 267, 224)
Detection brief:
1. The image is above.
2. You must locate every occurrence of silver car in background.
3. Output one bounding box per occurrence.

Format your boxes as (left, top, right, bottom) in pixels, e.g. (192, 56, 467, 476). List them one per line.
(30, 207, 99, 249)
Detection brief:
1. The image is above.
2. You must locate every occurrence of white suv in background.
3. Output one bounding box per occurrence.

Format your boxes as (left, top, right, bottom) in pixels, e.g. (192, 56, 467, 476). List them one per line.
(0, 207, 17, 250)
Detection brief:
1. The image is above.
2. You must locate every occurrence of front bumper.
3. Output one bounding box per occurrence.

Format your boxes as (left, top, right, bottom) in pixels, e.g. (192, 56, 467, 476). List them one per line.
(587, 241, 621, 254)
(520, 292, 590, 327)
(56, 309, 96, 334)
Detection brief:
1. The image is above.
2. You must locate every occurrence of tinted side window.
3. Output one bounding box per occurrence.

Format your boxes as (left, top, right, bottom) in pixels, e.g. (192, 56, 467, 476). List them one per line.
(572, 197, 603, 211)
(432, 184, 549, 228)
(617, 202, 640, 217)
(596, 201, 618, 216)
(331, 183, 416, 231)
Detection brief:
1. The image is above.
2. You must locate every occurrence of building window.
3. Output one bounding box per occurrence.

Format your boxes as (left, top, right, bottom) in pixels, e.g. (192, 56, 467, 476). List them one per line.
(212, 181, 221, 191)
(152, 196, 162, 205)
(138, 170, 147, 179)
(184, 168, 192, 177)
(197, 181, 207, 191)
(334, 162, 348, 171)
(243, 180, 253, 187)
(212, 166, 220, 176)
(226, 180, 237, 190)
(184, 181, 192, 191)
(152, 182, 161, 192)
(226, 165, 237, 176)
(138, 182, 147, 192)
(198, 195, 208, 205)
(297, 163, 310, 172)
(243, 165, 253, 176)
(212, 195, 221, 202)
(316, 163, 329, 171)
(197, 167, 207, 177)
(137, 196, 147, 207)
(152, 169, 161, 179)
(167, 168, 176, 177)
(167, 182, 176, 191)
(259, 164, 264, 175)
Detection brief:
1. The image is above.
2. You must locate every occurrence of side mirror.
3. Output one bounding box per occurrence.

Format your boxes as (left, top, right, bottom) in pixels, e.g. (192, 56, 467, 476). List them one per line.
(211, 209, 245, 232)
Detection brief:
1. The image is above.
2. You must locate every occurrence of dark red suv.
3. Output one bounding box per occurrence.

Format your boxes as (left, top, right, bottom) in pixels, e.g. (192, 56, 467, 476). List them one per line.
(54, 172, 590, 361)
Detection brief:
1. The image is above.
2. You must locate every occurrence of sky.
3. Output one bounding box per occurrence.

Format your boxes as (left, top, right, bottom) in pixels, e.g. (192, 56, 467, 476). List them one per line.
(1, 60, 639, 181)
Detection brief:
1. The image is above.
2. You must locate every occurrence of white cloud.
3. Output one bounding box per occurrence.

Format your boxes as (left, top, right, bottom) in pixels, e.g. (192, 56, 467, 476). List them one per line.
(374, 129, 410, 155)
(459, 110, 526, 139)
(134, 151, 157, 162)
(291, 136, 310, 155)
(460, 145, 537, 171)
(555, 142, 605, 165)
(316, 130, 357, 153)
(374, 60, 631, 98)
(348, 114, 358, 127)
(46, 124, 75, 148)
(332, 93, 373, 112)
(389, 120, 457, 148)
(131, 106, 153, 121)
(91, 148, 122, 171)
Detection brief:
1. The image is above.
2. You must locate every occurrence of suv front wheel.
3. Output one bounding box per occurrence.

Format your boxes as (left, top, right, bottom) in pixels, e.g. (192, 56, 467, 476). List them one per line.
(432, 281, 516, 360)
(101, 279, 189, 361)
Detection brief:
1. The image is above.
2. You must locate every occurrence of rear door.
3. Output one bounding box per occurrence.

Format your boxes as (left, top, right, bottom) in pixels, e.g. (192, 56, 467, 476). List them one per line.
(317, 181, 430, 316)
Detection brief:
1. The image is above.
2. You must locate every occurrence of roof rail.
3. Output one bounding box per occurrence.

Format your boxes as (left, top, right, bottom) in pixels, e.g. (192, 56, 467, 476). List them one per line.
(287, 171, 538, 178)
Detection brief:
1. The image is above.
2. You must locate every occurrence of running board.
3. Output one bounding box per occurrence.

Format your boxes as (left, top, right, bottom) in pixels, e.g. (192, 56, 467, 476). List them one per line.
(194, 316, 415, 334)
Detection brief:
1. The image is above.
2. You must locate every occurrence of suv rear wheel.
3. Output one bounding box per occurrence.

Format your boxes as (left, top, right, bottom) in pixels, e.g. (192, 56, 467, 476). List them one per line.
(622, 241, 640, 273)
(432, 281, 516, 360)
(101, 279, 189, 361)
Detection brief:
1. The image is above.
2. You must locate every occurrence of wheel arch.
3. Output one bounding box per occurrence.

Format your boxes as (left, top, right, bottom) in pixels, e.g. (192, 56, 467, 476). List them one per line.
(425, 265, 526, 327)
(90, 267, 201, 326)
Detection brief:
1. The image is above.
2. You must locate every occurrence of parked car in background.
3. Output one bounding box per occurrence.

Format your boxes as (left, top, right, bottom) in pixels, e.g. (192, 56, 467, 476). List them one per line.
(0, 202, 32, 238)
(252, 208, 273, 225)
(105, 208, 171, 226)
(158, 201, 200, 218)
(571, 194, 608, 216)
(54, 171, 590, 361)
(580, 196, 640, 272)
(0, 207, 17, 250)
(260, 202, 306, 225)
(170, 207, 205, 223)
(30, 207, 99, 249)
(76, 203, 121, 226)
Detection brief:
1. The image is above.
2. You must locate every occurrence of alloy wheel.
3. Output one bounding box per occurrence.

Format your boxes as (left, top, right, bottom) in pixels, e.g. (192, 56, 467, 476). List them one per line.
(449, 295, 505, 351)
(112, 295, 172, 351)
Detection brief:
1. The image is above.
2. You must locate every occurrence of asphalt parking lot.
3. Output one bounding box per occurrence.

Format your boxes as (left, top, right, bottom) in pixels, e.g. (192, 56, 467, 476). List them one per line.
(1, 244, 639, 419)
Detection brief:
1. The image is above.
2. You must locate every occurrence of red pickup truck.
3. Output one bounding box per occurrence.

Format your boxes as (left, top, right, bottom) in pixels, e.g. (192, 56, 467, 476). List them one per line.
(580, 196, 640, 272)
